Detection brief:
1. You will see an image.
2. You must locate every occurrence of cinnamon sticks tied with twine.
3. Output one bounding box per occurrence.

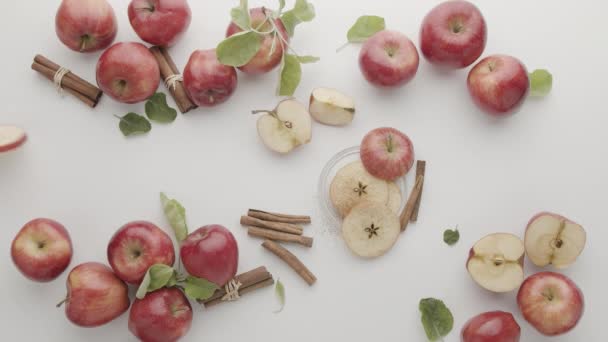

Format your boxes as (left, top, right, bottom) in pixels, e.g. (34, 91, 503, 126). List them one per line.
(149, 46, 196, 114)
(199, 266, 274, 308)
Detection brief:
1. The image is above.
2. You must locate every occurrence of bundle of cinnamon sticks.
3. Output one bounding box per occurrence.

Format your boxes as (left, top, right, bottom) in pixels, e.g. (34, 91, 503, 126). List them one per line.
(149, 46, 196, 114)
(199, 266, 274, 308)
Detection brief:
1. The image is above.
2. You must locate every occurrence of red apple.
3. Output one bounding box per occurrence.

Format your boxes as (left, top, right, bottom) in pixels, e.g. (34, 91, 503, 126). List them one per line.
(359, 30, 419, 87)
(420, 0, 487, 69)
(55, 0, 117, 53)
(467, 55, 530, 116)
(61, 262, 130, 327)
(360, 127, 415, 181)
(461, 311, 521, 342)
(11, 218, 72, 282)
(96, 42, 161, 104)
(129, 288, 193, 342)
(183, 49, 238, 107)
(226, 7, 289, 74)
(180, 225, 238, 286)
(517, 272, 584, 336)
(0, 125, 27, 153)
(128, 0, 192, 47)
(107, 221, 175, 285)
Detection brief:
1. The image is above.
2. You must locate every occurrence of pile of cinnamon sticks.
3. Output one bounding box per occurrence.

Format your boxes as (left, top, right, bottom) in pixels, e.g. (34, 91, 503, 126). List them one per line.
(400, 160, 427, 231)
(199, 266, 274, 308)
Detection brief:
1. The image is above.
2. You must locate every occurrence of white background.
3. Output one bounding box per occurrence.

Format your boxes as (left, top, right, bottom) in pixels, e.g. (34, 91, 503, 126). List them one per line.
(1, 0, 606, 341)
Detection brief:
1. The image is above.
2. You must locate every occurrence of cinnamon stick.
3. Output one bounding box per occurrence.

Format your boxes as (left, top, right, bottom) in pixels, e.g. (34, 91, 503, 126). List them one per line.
(248, 227, 313, 247)
(241, 215, 303, 235)
(248, 209, 311, 224)
(410, 160, 426, 222)
(149, 46, 196, 114)
(199, 266, 274, 307)
(400, 175, 425, 231)
(262, 240, 316, 286)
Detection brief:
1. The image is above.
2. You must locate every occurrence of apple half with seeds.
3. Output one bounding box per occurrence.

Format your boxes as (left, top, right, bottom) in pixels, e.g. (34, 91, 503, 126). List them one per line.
(0, 125, 27, 153)
(255, 99, 312, 154)
(309, 88, 355, 126)
(330, 161, 389, 217)
(342, 201, 400, 258)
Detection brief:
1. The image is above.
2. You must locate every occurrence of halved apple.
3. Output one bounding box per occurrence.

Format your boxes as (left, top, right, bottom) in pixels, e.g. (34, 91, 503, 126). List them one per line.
(467, 233, 525, 293)
(330, 161, 389, 217)
(255, 99, 312, 154)
(342, 201, 400, 258)
(0, 125, 27, 153)
(309, 87, 355, 126)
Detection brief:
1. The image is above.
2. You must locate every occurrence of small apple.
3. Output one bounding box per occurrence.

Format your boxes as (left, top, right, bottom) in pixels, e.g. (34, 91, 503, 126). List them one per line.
(517, 272, 584, 336)
(359, 30, 419, 87)
(55, 0, 117, 53)
(128, 0, 192, 47)
(360, 127, 415, 181)
(466, 233, 524, 293)
(60, 262, 130, 327)
(180, 225, 238, 286)
(226, 7, 289, 74)
(11, 218, 72, 282)
(255, 99, 312, 154)
(0, 125, 27, 153)
(96, 42, 161, 104)
(420, 0, 487, 69)
(309, 88, 355, 126)
(183, 49, 238, 107)
(107, 221, 175, 285)
(129, 288, 193, 342)
(467, 55, 530, 116)
(461, 311, 521, 342)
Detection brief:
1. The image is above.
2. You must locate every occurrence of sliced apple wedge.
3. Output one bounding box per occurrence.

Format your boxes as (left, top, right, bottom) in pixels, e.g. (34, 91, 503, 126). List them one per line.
(342, 201, 400, 258)
(330, 161, 389, 217)
(386, 182, 402, 214)
(525, 212, 586, 269)
(309, 87, 355, 126)
(255, 99, 312, 154)
(467, 233, 525, 293)
(0, 125, 27, 153)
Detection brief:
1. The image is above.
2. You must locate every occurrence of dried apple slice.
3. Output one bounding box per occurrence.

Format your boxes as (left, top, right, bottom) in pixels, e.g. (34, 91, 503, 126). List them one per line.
(330, 161, 389, 217)
(309, 87, 355, 126)
(386, 182, 402, 214)
(342, 201, 400, 258)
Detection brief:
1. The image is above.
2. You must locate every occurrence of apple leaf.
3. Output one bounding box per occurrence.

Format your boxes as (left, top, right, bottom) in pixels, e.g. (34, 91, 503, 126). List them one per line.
(419, 298, 454, 341)
(274, 279, 286, 313)
(217, 31, 263, 67)
(278, 54, 302, 96)
(230, 0, 250, 30)
(280, 0, 315, 37)
(182, 276, 220, 300)
(145, 93, 177, 123)
(277, 0, 286, 15)
(160, 193, 188, 243)
(529, 69, 553, 97)
(347, 15, 385, 43)
(116, 113, 151, 137)
(443, 229, 460, 246)
(297, 55, 320, 63)
(136, 264, 177, 299)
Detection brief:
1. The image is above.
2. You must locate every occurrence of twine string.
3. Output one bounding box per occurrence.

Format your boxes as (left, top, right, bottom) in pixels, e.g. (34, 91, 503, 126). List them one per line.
(164, 74, 183, 91)
(221, 279, 243, 302)
(53, 67, 71, 95)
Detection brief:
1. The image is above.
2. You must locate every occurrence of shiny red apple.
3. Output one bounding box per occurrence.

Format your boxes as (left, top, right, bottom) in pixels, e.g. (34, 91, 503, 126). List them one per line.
(360, 127, 415, 181)
(55, 0, 117, 53)
(128, 0, 192, 47)
(183, 49, 238, 107)
(461, 311, 520, 342)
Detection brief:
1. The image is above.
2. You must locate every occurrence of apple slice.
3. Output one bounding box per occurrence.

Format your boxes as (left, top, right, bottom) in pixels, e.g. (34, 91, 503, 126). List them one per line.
(330, 161, 389, 217)
(0, 125, 27, 153)
(342, 201, 400, 258)
(525, 212, 586, 269)
(467, 233, 525, 293)
(309, 88, 355, 126)
(255, 99, 312, 154)
(386, 182, 402, 214)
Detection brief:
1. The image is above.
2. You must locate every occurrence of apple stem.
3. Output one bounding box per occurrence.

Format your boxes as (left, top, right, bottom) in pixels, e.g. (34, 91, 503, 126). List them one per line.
(56, 298, 67, 308)
(252, 110, 274, 115)
(336, 42, 350, 53)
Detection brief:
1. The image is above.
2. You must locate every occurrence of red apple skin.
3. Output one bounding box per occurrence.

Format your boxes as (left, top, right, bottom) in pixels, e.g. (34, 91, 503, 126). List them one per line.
(10, 218, 72, 282)
(183, 49, 238, 107)
(129, 288, 193, 342)
(0, 126, 27, 153)
(359, 30, 420, 88)
(180, 225, 239, 286)
(360, 127, 415, 181)
(517, 272, 584, 336)
(461, 311, 521, 342)
(128, 0, 192, 47)
(64, 262, 130, 327)
(226, 7, 289, 74)
(107, 221, 175, 285)
(467, 55, 530, 116)
(55, 0, 117, 53)
(420, 0, 487, 69)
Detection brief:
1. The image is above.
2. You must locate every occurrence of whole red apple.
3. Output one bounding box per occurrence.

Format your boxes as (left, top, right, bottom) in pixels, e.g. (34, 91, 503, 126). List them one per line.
(11, 218, 72, 282)
(61, 262, 130, 327)
(226, 7, 289, 74)
(420, 0, 487, 69)
(461, 311, 521, 342)
(55, 0, 117, 53)
(180, 225, 238, 286)
(129, 288, 193, 342)
(517, 272, 584, 336)
(183, 49, 238, 107)
(359, 30, 419, 87)
(107, 221, 175, 285)
(360, 127, 415, 181)
(96, 42, 161, 104)
(128, 0, 192, 47)
(467, 55, 530, 116)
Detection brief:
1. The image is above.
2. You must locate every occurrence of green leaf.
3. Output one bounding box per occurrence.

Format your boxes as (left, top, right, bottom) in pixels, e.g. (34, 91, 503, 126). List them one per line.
(443, 229, 460, 246)
(529, 69, 553, 97)
(230, 0, 250, 30)
(277, 0, 286, 15)
(278, 54, 302, 96)
(182, 276, 220, 300)
(160, 193, 188, 243)
(297, 55, 320, 64)
(145, 93, 177, 123)
(274, 279, 286, 313)
(280, 11, 299, 37)
(136, 264, 177, 299)
(217, 31, 263, 67)
(280, 0, 315, 37)
(116, 113, 151, 137)
(347, 15, 386, 43)
(419, 298, 454, 341)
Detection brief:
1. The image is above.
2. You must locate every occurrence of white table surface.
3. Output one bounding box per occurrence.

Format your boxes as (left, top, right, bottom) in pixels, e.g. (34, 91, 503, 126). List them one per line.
(1, 0, 606, 341)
